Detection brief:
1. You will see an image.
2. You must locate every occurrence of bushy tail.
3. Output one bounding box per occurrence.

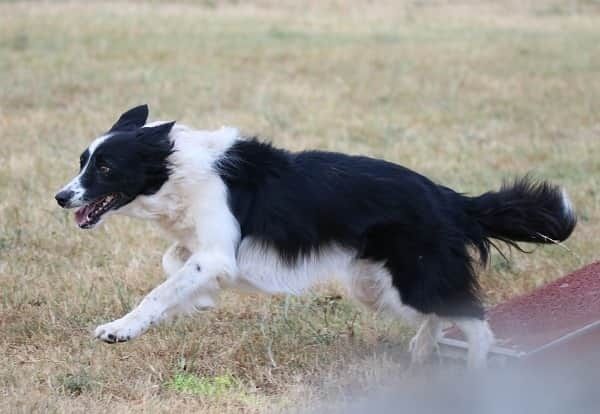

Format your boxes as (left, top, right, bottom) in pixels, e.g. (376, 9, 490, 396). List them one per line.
(465, 177, 576, 251)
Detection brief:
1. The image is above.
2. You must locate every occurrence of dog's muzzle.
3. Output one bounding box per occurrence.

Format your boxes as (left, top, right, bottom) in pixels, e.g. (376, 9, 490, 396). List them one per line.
(55, 190, 74, 208)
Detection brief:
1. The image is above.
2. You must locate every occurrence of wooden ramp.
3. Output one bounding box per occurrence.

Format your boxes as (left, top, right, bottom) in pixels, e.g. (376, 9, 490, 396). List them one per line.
(439, 262, 600, 365)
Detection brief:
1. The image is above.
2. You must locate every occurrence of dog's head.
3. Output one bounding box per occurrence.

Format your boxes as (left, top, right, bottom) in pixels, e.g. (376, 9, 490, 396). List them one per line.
(55, 105, 175, 229)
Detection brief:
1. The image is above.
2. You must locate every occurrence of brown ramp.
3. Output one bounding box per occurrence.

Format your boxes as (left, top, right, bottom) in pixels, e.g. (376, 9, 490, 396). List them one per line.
(439, 261, 600, 365)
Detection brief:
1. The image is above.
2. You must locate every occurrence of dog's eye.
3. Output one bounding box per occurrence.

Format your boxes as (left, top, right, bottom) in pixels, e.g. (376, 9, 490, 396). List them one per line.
(98, 165, 110, 174)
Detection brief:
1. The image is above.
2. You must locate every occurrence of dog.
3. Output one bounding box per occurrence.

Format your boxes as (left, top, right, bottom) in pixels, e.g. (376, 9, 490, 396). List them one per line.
(55, 105, 576, 368)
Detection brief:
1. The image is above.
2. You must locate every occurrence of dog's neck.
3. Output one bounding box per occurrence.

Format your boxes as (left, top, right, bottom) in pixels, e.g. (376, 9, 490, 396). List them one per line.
(115, 124, 241, 244)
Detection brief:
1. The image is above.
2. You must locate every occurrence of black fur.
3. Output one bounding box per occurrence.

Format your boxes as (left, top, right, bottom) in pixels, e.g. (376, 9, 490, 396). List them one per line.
(466, 178, 576, 246)
(109, 104, 149, 132)
(78, 119, 175, 209)
(216, 138, 576, 319)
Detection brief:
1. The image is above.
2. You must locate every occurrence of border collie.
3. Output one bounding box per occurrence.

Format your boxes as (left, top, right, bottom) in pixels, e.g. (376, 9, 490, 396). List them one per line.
(55, 105, 576, 368)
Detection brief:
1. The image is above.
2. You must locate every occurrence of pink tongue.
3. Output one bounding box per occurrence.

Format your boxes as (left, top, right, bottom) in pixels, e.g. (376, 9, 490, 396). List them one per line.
(75, 205, 92, 225)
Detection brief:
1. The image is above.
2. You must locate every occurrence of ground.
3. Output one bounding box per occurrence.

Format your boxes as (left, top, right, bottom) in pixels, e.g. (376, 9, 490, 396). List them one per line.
(1, 1, 599, 412)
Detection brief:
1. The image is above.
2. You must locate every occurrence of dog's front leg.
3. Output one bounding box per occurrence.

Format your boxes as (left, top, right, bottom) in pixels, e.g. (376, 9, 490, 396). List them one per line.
(162, 242, 192, 279)
(94, 251, 235, 343)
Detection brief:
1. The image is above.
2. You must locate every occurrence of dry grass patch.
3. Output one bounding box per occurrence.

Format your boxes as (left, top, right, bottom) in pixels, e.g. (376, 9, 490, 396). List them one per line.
(1, 1, 599, 412)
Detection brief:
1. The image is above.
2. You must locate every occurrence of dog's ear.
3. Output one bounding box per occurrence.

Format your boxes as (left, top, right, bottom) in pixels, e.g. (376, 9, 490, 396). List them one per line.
(109, 105, 149, 132)
(136, 121, 175, 144)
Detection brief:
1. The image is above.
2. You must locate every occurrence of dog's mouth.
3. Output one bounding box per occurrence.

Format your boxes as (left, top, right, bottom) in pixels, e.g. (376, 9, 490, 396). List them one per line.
(74, 193, 121, 229)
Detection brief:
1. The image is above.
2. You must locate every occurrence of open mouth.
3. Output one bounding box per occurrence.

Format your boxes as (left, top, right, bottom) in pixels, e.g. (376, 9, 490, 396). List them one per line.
(74, 193, 121, 229)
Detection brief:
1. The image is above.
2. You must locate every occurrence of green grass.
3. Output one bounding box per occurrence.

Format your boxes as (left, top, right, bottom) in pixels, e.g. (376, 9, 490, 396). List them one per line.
(1, 1, 599, 412)
(56, 371, 97, 396)
(166, 372, 241, 397)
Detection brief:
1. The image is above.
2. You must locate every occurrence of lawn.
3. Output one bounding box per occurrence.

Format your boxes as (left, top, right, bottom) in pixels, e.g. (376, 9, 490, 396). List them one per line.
(1, 1, 599, 412)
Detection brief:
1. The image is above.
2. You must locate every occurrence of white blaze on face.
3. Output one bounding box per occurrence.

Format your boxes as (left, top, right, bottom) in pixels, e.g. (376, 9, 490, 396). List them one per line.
(58, 134, 111, 207)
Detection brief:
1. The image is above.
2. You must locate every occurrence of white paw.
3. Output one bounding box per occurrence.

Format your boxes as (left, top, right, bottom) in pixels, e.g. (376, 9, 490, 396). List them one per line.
(94, 315, 149, 343)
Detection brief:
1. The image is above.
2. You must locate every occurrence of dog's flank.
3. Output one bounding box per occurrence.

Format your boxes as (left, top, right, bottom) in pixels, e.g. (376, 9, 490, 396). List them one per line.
(55, 105, 576, 369)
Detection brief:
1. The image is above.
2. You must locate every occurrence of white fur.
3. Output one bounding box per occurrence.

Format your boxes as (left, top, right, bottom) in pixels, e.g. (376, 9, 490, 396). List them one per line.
(409, 315, 442, 365)
(232, 238, 420, 324)
(452, 319, 494, 369)
(89, 124, 488, 368)
(561, 188, 575, 220)
(233, 239, 354, 295)
(407, 316, 494, 368)
(59, 134, 111, 206)
(95, 125, 241, 341)
(162, 243, 191, 278)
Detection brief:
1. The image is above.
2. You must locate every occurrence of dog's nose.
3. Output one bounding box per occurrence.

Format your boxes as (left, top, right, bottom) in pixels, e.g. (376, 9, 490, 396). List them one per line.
(55, 190, 74, 208)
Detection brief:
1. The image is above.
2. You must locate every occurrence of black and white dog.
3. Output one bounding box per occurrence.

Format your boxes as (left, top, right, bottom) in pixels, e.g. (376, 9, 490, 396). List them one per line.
(55, 105, 576, 368)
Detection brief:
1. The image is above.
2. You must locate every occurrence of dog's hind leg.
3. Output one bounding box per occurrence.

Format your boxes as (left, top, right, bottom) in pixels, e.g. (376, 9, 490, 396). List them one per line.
(348, 260, 434, 362)
(408, 315, 442, 365)
(348, 262, 444, 364)
(347, 259, 420, 321)
(451, 318, 494, 369)
(162, 243, 191, 279)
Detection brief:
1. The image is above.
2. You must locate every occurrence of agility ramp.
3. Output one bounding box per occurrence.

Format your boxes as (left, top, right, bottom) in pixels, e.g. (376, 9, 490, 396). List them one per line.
(439, 262, 600, 365)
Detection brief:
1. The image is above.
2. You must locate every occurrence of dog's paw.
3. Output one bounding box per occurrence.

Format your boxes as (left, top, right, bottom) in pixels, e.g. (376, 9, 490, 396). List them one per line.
(94, 316, 147, 344)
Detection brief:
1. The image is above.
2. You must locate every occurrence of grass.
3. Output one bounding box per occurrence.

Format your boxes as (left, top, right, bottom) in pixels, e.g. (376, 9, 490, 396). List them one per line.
(166, 372, 241, 397)
(1, 0, 599, 412)
(56, 371, 97, 397)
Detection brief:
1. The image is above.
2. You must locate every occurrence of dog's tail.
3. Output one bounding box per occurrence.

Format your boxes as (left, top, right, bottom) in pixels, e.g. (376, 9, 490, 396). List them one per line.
(464, 176, 576, 260)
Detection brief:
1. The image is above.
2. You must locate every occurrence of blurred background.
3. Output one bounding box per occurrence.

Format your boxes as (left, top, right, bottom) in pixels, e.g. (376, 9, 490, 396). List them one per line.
(1, 1, 599, 412)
